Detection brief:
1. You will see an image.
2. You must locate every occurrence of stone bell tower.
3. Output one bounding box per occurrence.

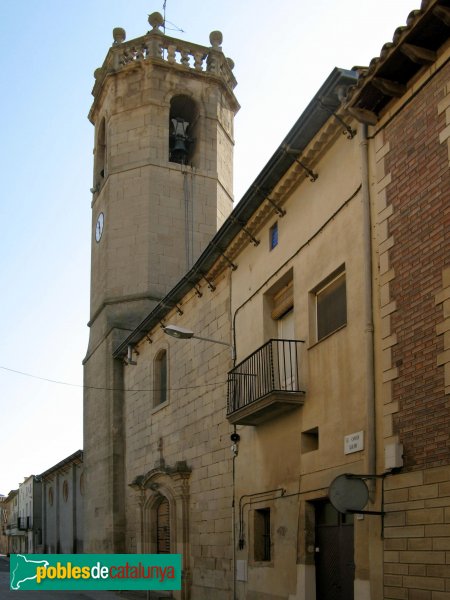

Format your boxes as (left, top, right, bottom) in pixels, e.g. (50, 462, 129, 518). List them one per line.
(83, 12, 239, 552)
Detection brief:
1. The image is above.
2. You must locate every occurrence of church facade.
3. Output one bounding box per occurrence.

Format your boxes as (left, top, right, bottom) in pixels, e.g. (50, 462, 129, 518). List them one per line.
(84, 3, 450, 599)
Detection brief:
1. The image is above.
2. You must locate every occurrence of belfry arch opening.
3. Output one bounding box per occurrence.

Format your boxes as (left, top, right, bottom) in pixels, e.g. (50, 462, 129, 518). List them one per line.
(169, 95, 198, 165)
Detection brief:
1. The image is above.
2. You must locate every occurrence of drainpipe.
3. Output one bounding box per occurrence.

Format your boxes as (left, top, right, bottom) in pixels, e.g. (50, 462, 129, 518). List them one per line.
(230, 271, 238, 600)
(359, 122, 376, 496)
(232, 448, 237, 600)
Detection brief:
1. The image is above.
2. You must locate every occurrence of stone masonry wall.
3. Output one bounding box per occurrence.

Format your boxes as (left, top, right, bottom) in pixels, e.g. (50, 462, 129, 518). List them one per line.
(123, 270, 234, 600)
(384, 466, 450, 600)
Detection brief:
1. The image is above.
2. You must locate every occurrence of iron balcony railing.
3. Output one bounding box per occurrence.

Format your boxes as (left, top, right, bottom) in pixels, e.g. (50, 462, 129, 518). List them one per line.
(17, 516, 32, 530)
(227, 339, 305, 417)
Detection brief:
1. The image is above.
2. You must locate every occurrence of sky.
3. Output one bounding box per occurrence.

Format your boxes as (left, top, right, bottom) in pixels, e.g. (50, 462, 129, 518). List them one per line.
(0, 0, 419, 494)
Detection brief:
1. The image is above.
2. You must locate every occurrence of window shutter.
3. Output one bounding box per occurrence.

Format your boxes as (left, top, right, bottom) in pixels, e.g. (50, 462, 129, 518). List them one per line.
(271, 281, 294, 320)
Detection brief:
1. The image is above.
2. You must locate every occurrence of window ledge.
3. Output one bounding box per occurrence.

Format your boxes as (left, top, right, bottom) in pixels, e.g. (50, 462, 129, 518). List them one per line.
(151, 400, 169, 414)
(249, 560, 275, 568)
(308, 323, 347, 350)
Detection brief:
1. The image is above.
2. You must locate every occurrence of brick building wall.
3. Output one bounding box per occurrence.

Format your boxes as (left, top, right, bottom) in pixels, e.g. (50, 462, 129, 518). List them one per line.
(379, 59, 450, 599)
(387, 61, 450, 470)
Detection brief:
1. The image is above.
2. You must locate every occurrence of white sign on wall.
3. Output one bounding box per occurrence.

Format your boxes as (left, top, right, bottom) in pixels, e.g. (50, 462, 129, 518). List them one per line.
(344, 431, 364, 454)
(236, 560, 248, 582)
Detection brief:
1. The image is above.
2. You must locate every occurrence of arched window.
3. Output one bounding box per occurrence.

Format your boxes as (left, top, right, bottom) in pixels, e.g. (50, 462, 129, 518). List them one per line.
(62, 480, 69, 503)
(156, 497, 171, 554)
(169, 95, 197, 165)
(154, 349, 168, 406)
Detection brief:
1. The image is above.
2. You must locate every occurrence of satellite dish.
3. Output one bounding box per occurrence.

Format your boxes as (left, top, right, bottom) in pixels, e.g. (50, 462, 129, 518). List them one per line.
(329, 474, 369, 513)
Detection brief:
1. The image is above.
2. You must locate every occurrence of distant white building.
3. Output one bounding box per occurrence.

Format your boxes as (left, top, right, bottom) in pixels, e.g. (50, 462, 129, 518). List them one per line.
(2, 490, 18, 554)
(0, 494, 7, 554)
(39, 450, 83, 553)
(17, 475, 42, 553)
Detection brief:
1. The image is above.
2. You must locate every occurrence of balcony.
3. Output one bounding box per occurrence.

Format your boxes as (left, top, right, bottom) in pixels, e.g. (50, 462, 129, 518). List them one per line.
(227, 339, 305, 426)
(17, 516, 32, 530)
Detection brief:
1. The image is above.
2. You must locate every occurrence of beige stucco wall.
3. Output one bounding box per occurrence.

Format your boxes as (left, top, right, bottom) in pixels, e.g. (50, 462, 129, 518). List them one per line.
(231, 129, 381, 599)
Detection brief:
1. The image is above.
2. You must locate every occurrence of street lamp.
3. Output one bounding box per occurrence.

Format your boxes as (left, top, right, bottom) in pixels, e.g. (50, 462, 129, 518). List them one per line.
(163, 324, 235, 360)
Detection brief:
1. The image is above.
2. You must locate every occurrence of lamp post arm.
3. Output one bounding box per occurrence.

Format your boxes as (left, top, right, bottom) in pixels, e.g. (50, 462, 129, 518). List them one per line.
(192, 335, 235, 360)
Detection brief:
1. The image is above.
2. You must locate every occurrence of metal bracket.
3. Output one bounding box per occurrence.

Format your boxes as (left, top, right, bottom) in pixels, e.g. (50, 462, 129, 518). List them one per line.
(213, 245, 237, 271)
(161, 301, 183, 316)
(282, 146, 318, 181)
(185, 277, 203, 297)
(344, 472, 389, 535)
(294, 158, 319, 182)
(200, 273, 216, 292)
(266, 196, 286, 217)
(192, 284, 203, 298)
(231, 218, 260, 246)
(347, 509, 385, 516)
(317, 98, 356, 139)
(345, 473, 387, 479)
(253, 185, 286, 217)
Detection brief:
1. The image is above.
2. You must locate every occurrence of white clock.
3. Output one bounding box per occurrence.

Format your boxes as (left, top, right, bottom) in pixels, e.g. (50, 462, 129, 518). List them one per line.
(95, 212, 104, 243)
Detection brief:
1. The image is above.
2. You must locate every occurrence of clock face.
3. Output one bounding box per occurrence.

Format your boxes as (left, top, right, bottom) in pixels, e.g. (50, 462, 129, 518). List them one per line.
(95, 212, 104, 243)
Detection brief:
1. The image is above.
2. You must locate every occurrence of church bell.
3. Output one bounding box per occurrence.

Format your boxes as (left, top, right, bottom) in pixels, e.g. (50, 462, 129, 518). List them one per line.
(170, 117, 191, 164)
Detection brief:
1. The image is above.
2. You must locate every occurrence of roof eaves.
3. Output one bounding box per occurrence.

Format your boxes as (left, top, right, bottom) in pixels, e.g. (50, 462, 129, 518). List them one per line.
(38, 450, 84, 480)
(113, 67, 358, 358)
(345, 0, 449, 116)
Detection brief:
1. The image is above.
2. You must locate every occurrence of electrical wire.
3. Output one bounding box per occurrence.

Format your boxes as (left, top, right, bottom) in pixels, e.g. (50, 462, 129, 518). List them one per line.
(162, 1, 185, 33)
(0, 364, 227, 393)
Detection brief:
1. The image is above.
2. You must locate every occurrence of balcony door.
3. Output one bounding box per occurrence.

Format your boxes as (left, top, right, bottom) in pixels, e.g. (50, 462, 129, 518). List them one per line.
(277, 309, 296, 390)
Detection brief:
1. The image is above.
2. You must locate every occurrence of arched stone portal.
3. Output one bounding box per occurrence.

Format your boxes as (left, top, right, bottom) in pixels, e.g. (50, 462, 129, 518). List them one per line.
(130, 462, 191, 600)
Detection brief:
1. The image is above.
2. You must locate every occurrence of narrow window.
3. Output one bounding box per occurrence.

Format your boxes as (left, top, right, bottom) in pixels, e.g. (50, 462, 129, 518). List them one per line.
(254, 508, 271, 561)
(156, 498, 170, 554)
(269, 222, 278, 250)
(154, 349, 168, 406)
(316, 268, 346, 341)
(62, 480, 69, 503)
(94, 117, 106, 190)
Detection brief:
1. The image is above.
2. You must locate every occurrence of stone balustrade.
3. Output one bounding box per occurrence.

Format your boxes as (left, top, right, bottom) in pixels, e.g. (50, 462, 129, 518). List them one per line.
(92, 12, 236, 98)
